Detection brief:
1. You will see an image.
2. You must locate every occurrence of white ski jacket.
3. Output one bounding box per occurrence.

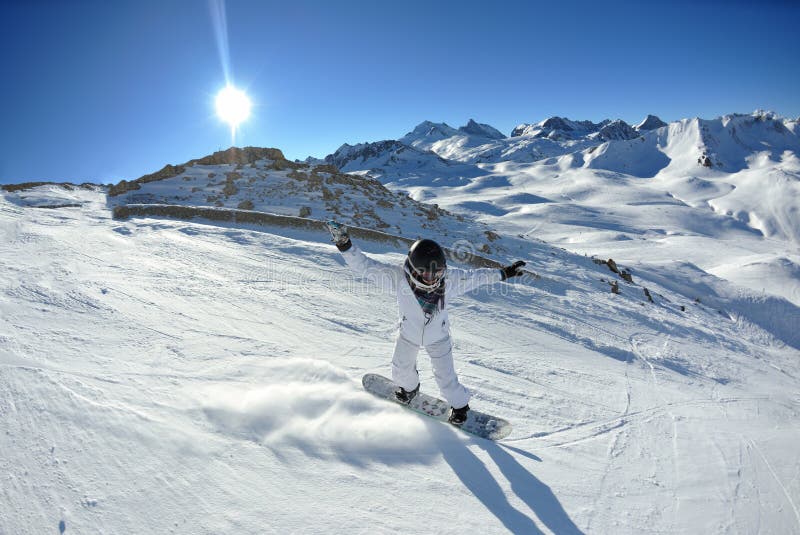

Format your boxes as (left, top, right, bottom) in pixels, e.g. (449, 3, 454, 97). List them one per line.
(341, 244, 503, 346)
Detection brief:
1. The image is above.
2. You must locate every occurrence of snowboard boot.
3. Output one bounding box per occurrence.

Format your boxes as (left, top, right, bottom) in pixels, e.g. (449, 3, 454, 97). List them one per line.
(394, 383, 420, 405)
(449, 404, 470, 425)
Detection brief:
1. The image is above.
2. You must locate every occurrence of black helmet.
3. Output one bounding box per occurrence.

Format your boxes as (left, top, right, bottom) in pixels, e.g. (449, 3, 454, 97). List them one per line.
(405, 239, 446, 290)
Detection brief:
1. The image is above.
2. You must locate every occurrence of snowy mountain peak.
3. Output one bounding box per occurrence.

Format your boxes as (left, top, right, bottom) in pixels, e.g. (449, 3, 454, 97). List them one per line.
(401, 119, 506, 147)
(635, 114, 668, 131)
(324, 139, 417, 170)
(511, 116, 609, 140)
(594, 119, 639, 141)
(458, 119, 506, 139)
(402, 121, 461, 142)
(750, 109, 778, 121)
(539, 116, 597, 132)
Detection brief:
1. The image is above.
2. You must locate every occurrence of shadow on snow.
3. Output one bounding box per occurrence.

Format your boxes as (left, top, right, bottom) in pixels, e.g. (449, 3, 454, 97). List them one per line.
(440, 432, 584, 534)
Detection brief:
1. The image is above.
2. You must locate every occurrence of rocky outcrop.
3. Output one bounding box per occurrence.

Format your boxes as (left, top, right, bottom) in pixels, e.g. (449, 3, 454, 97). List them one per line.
(593, 257, 634, 283)
(108, 147, 299, 197)
(188, 147, 286, 167)
(108, 164, 185, 196)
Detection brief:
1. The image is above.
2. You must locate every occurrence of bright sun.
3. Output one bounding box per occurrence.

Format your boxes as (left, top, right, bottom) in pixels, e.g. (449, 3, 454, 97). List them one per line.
(215, 85, 251, 130)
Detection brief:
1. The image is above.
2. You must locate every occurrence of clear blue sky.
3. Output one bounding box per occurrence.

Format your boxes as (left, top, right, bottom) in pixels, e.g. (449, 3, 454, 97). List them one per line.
(1, 0, 798, 184)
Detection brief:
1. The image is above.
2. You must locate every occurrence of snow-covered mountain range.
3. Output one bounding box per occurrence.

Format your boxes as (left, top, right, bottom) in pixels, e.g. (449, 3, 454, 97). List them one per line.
(317, 111, 800, 308)
(2, 109, 799, 534)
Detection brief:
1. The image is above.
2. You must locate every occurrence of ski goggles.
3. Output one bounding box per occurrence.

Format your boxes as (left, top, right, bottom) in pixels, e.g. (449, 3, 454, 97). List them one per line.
(417, 268, 445, 284)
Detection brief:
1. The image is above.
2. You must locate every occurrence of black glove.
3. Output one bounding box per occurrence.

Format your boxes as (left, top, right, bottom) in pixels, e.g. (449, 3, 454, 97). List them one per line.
(326, 220, 352, 252)
(500, 260, 525, 281)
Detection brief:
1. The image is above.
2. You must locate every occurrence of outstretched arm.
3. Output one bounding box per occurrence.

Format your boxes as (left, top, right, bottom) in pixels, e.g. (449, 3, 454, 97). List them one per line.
(327, 221, 400, 292)
(447, 260, 526, 298)
(446, 267, 502, 298)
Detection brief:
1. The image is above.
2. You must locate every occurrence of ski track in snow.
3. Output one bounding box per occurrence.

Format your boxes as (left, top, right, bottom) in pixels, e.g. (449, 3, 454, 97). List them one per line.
(1, 188, 799, 534)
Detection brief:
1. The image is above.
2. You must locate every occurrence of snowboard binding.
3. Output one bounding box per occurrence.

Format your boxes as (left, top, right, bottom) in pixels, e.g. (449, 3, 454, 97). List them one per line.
(448, 404, 470, 425)
(394, 383, 420, 405)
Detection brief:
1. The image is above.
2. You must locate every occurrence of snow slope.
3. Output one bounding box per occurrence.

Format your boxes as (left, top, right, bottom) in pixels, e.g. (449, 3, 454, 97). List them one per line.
(329, 111, 800, 307)
(2, 186, 799, 534)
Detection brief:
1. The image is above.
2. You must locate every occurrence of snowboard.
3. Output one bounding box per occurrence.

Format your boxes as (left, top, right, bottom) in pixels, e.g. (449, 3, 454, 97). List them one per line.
(362, 373, 512, 441)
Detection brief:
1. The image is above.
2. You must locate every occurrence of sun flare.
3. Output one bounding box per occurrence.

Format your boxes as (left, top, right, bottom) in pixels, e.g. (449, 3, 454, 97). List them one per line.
(215, 85, 251, 130)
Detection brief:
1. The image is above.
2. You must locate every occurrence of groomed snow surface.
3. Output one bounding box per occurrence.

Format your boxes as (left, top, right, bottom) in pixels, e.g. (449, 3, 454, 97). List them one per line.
(2, 188, 799, 534)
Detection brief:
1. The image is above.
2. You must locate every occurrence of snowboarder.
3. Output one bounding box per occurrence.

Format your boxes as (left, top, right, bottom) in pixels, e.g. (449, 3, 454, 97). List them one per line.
(327, 221, 525, 425)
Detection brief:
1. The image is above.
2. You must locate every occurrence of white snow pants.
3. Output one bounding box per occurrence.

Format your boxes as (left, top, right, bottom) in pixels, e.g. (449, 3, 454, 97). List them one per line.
(391, 333, 471, 409)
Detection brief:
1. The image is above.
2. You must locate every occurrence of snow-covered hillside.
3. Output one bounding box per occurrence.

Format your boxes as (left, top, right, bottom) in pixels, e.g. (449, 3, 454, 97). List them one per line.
(2, 108, 799, 534)
(323, 111, 800, 307)
(103, 147, 502, 255)
(2, 180, 799, 533)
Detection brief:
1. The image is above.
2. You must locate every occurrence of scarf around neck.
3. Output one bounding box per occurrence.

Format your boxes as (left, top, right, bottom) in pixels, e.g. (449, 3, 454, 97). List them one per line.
(404, 259, 445, 323)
